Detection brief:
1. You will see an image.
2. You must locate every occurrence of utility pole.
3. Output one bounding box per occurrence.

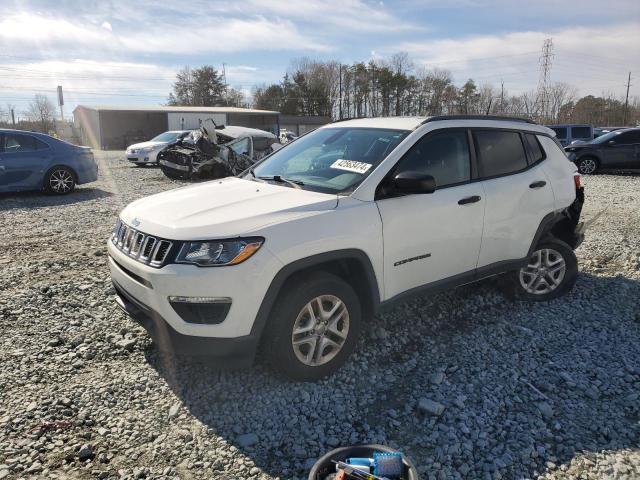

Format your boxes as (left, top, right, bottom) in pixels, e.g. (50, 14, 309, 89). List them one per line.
(11, 108, 15, 126)
(500, 80, 504, 114)
(623, 72, 631, 125)
(537, 38, 554, 121)
(222, 63, 227, 91)
(338, 63, 343, 120)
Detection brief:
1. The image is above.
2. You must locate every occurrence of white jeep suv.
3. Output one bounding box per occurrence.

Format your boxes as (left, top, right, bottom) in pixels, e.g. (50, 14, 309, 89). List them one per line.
(108, 116, 585, 381)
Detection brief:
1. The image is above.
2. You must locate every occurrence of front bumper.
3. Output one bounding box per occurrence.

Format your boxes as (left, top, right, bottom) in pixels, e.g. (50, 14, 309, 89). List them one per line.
(113, 280, 256, 362)
(127, 150, 159, 164)
(107, 239, 282, 357)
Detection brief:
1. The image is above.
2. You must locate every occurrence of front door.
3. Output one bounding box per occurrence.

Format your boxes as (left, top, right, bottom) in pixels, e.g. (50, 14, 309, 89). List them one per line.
(606, 130, 640, 168)
(0, 132, 51, 190)
(376, 128, 484, 300)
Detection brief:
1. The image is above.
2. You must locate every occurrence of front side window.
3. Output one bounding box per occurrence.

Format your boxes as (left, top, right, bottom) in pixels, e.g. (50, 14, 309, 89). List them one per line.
(250, 127, 409, 194)
(474, 130, 528, 178)
(2, 133, 43, 153)
(613, 130, 640, 145)
(393, 129, 471, 188)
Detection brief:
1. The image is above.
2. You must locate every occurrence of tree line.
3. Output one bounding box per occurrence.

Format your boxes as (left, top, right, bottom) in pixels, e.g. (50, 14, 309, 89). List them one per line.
(251, 53, 638, 126)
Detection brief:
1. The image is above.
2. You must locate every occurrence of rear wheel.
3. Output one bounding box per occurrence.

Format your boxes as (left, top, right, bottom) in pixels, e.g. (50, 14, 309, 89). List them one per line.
(263, 272, 361, 381)
(510, 238, 578, 301)
(45, 166, 75, 195)
(577, 156, 598, 174)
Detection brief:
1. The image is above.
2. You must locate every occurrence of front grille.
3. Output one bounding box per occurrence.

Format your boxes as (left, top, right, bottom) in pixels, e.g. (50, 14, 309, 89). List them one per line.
(111, 219, 173, 268)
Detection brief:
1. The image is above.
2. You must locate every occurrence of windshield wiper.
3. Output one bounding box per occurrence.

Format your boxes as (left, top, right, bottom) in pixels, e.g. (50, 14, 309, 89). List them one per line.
(257, 175, 304, 189)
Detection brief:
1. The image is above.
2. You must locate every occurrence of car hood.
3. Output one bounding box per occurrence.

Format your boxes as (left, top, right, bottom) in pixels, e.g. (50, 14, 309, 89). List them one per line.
(120, 177, 339, 240)
(127, 141, 167, 150)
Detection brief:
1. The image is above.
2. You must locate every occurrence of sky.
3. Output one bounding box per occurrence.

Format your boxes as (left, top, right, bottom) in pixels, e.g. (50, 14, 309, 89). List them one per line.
(1, 0, 639, 118)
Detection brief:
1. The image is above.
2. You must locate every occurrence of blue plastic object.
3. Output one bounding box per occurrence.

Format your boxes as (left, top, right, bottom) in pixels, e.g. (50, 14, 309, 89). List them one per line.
(374, 452, 403, 477)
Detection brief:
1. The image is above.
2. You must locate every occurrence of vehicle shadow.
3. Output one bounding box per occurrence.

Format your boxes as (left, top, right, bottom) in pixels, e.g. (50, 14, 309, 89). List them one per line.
(144, 272, 640, 479)
(0, 187, 113, 211)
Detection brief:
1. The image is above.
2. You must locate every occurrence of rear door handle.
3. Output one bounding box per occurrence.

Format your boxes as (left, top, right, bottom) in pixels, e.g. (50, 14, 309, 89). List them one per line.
(529, 180, 547, 189)
(458, 195, 481, 205)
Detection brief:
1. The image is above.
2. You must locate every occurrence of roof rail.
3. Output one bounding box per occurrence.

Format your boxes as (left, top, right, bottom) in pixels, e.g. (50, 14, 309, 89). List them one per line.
(420, 115, 537, 125)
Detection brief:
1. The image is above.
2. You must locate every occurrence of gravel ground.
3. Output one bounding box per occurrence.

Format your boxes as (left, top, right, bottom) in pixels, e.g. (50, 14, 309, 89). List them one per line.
(0, 152, 638, 480)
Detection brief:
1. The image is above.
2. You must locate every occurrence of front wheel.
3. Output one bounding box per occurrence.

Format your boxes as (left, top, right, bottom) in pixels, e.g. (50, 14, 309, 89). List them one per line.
(577, 156, 598, 175)
(45, 166, 76, 195)
(263, 272, 362, 381)
(510, 238, 578, 301)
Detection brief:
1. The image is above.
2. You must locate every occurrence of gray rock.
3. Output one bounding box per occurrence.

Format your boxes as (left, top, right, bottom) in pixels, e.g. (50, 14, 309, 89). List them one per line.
(236, 433, 259, 447)
(77, 444, 94, 460)
(418, 398, 446, 416)
(536, 402, 554, 419)
(168, 403, 181, 419)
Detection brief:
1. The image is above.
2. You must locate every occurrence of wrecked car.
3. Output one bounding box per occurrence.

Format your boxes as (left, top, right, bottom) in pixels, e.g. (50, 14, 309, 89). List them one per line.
(157, 119, 278, 180)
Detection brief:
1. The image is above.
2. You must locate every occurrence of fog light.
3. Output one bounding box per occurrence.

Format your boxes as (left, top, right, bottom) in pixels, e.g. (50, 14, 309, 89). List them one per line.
(168, 296, 231, 325)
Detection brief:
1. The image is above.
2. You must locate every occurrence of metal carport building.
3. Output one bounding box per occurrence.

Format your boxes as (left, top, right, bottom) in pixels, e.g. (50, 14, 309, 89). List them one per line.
(73, 105, 280, 150)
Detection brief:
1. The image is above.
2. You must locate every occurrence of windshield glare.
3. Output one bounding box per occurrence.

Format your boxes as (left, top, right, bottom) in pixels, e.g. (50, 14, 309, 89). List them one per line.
(591, 130, 622, 144)
(151, 131, 181, 142)
(250, 127, 409, 194)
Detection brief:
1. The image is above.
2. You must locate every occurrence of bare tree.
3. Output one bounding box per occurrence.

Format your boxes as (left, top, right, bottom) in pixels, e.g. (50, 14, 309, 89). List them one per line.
(25, 94, 56, 133)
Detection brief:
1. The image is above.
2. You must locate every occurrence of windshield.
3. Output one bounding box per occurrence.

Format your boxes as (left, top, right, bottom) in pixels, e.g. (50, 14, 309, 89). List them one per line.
(590, 130, 623, 144)
(151, 131, 181, 142)
(249, 127, 409, 194)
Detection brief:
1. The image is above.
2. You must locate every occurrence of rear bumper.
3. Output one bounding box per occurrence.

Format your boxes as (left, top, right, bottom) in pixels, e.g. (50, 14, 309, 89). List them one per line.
(113, 280, 257, 363)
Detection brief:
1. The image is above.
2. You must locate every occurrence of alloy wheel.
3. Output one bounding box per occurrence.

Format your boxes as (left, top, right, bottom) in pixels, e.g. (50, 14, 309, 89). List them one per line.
(49, 169, 74, 193)
(519, 248, 566, 295)
(579, 158, 596, 174)
(291, 295, 350, 366)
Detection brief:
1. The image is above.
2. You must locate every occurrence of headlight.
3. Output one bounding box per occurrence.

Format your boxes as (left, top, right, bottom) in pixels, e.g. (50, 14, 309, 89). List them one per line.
(139, 146, 154, 153)
(176, 237, 264, 266)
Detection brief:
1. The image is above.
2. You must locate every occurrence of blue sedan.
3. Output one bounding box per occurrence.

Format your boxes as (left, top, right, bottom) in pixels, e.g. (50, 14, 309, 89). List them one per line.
(0, 129, 98, 195)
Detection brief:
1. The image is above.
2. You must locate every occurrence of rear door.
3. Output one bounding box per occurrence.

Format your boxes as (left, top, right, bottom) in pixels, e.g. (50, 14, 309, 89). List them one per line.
(474, 129, 556, 268)
(0, 132, 52, 190)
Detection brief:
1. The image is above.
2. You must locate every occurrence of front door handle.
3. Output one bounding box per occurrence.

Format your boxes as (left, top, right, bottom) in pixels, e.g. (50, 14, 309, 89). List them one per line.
(529, 180, 547, 189)
(458, 195, 481, 205)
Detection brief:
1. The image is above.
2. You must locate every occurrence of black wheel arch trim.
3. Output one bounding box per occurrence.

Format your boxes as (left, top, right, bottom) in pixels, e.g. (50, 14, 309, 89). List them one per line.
(250, 249, 380, 339)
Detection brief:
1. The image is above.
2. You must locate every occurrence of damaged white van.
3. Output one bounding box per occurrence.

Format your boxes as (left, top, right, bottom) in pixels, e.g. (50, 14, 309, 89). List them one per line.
(108, 115, 584, 381)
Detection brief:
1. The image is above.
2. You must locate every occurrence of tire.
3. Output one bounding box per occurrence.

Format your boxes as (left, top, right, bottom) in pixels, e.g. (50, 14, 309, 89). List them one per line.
(45, 166, 76, 195)
(263, 272, 362, 381)
(577, 156, 598, 175)
(509, 238, 578, 301)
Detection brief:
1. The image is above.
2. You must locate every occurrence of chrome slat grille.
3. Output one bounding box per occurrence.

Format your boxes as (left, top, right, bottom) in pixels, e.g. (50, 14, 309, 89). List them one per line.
(111, 219, 173, 268)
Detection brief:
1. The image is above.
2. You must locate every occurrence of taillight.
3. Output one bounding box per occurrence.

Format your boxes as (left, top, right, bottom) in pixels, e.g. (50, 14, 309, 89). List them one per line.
(573, 174, 582, 189)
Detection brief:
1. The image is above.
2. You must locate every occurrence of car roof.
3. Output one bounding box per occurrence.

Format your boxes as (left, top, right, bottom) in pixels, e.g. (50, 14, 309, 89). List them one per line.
(0, 128, 51, 137)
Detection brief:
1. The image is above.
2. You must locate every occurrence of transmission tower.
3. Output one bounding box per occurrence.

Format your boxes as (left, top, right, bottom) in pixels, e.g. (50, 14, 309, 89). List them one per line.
(537, 38, 554, 121)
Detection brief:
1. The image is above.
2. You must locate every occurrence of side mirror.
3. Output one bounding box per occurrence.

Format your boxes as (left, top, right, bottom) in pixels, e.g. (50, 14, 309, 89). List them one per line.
(393, 171, 436, 194)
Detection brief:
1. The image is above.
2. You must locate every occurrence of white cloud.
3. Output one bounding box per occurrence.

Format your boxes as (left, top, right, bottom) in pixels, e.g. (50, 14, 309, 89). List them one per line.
(0, 11, 330, 56)
(392, 23, 640, 96)
(100, 21, 112, 32)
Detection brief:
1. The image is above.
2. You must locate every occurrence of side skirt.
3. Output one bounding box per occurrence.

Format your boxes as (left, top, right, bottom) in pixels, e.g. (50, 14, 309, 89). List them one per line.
(377, 258, 527, 313)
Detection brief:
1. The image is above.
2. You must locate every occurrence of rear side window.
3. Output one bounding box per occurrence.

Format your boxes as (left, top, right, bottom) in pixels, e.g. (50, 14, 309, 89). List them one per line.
(394, 129, 471, 188)
(524, 133, 545, 164)
(571, 126, 591, 139)
(474, 130, 528, 178)
(550, 127, 567, 139)
(2, 133, 48, 152)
